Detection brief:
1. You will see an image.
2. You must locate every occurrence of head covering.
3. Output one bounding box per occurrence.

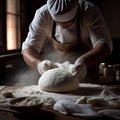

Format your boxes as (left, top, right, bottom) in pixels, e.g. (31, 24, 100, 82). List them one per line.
(47, 0, 79, 22)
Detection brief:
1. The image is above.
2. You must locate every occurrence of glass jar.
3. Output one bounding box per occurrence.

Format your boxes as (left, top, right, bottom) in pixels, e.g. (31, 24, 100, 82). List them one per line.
(103, 65, 114, 77)
(99, 63, 106, 75)
(115, 70, 120, 82)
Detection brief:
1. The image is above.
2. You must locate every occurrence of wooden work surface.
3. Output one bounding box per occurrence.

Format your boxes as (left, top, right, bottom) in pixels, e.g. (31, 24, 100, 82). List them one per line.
(0, 84, 120, 120)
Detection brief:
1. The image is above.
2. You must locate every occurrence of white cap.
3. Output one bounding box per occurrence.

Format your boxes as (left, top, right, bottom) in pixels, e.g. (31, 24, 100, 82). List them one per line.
(47, 0, 79, 22)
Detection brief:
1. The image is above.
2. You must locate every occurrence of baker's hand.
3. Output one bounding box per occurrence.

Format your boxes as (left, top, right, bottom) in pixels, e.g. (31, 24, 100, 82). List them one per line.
(37, 60, 57, 75)
(71, 60, 87, 81)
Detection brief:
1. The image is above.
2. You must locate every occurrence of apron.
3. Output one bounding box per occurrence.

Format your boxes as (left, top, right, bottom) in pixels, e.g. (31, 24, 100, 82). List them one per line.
(40, 7, 99, 83)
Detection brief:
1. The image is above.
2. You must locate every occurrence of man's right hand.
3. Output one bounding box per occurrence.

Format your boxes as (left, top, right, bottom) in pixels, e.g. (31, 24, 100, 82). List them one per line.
(37, 60, 57, 75)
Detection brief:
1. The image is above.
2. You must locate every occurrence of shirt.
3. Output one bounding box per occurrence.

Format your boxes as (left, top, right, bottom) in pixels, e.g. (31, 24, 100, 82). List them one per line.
(22, 0, 113, 54)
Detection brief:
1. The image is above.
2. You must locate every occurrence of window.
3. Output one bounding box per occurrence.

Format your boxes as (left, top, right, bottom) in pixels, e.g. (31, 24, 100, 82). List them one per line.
(0, 0, 26, 55)
(6, 0, 21, 50)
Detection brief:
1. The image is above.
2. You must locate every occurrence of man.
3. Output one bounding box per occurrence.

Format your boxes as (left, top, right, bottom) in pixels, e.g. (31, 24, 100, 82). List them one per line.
(22, 0, 113, 83)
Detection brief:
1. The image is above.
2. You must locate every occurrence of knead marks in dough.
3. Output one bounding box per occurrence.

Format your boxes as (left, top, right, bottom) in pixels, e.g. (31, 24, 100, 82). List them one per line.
(38, 68, 79, 93)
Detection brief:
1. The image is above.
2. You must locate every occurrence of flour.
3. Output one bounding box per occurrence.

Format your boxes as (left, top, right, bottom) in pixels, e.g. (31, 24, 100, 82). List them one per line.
(1, 84, 119, 108)
(10, 96, 55, 107)
(11, 97, 43, 106)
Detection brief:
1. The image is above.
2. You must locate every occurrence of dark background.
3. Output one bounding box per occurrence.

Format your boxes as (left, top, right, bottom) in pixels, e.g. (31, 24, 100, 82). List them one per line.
(0, 0, 120, 85)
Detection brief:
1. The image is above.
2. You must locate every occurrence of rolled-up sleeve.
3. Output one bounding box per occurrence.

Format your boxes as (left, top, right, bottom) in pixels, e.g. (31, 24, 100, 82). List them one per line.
(86, 5, 113, 53)
(22, 7, 48, 53)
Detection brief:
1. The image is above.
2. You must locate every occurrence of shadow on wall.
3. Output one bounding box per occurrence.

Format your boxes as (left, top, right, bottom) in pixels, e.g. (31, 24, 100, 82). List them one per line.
(0, 60, 40, 86)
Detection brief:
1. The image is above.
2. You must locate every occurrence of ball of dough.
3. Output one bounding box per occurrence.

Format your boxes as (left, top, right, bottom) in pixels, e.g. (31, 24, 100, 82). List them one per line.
(38, 68, 79, 93)
(87, 97, 109, 106)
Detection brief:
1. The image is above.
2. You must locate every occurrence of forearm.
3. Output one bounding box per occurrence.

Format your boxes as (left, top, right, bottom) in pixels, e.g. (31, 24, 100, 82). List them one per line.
(22, 48, 42, 69)
(75, 43, 111, 66)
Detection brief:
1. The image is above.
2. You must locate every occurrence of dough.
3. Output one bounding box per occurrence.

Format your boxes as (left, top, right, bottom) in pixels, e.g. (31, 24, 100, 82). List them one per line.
(38, 62, 79, 92)
(75, 96, 87, 104)
(100, 89, 117, 101)
(10, 96, 55, 107)
(11, 97, 43, 106)
(87, 97, 109, 106)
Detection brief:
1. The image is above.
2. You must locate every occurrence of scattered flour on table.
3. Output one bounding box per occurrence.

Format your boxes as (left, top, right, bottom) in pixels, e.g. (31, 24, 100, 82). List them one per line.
(11, 96, 55, 107)
(0, 84, 120, 108)
(12, 85, 82, 102)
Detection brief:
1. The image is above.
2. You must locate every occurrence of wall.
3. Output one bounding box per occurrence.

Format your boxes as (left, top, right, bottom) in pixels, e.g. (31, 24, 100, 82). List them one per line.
(98, 0, 120, 39)
(85, 0, 120, 64)
(97, 0, 120, 64)
(26, 0, 46, 27)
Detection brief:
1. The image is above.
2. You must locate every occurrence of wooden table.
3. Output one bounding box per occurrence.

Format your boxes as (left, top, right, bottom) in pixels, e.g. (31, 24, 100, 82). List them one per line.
(0, 108, 86, 120)
(0, 86, 87, 120)
(0, 85, 120, 120)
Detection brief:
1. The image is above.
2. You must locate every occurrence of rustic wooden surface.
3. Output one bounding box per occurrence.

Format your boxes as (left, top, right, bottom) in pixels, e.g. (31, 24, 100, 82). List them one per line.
(0, 85, 120, 120)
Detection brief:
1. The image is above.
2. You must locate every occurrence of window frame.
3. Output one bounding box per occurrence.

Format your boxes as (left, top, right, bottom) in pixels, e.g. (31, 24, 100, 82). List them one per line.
(0, 0, 27, 55)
